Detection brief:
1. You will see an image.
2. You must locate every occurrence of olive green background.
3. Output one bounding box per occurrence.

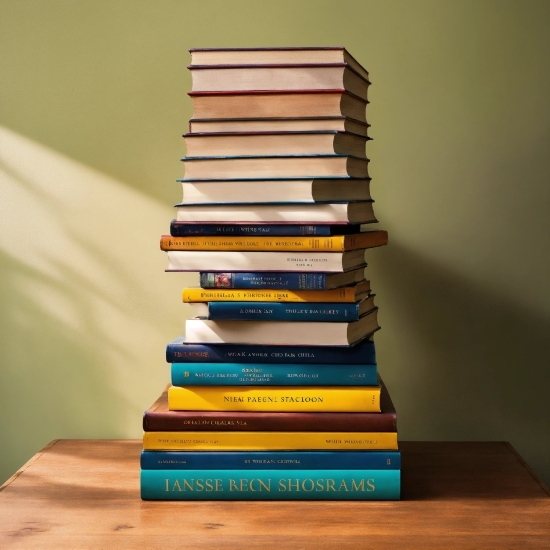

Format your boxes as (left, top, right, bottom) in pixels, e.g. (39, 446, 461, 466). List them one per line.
(1, 0, 549, 486)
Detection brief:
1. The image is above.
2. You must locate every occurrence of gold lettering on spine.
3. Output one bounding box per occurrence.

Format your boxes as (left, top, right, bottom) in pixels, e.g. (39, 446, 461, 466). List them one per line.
(165, 479, 169, 492)
(338, 480, 350, 491)
(351, 479, 365, 492)
(171, 479, 182, 492)
(366, 479, 376, 492)
(301, 479, 315, 492)
(326, 479, 336, 491)
(183, 479, 194, 491)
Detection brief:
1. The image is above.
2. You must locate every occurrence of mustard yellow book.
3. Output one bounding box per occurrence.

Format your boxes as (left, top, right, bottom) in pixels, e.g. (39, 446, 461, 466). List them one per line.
(160, 231, 387, 252)
(182, 280, 370, 303)
(168, 385, 381, 413)
(142, 431, 398, 451)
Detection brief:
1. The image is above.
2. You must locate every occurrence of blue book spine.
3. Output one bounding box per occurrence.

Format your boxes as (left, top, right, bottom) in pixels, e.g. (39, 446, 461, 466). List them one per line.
(140, 469, 400, 500)
(171, 362, 378, 386)
(141, 451, 401, 470)
(202, 302, 361, 322)
(166, 337, 376, 364)
(200, 272, 333, 290)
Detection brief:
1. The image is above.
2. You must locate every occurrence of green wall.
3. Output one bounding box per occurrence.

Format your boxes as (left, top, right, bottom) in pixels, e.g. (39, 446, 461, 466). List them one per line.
(1, 0, 549, 486)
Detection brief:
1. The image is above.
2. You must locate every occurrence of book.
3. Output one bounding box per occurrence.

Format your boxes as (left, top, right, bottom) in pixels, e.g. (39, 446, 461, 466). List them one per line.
(181, 154, 369, 180)
(144, 431, 396, 451)
(171, 361, 378, 386)
(189, 117, 370, 136)
(183, 131, 369, 158)
(174, 202, 376, 224)
(166, 249, 368, 272)
(143, 380, 396, 431)
(140, 450, 401, 470)
(199, 269, 366, 290)
(184, 309, 379, 346)
(189, 90, 367, 121)
(189, 47, 369, 81)
(182, 281, 371, 303)
(167, 384, 381, 413)
(188, 295, 375, 322)
(189, 65, 370, 100)
(165, 336, 377, 364)
(161, 231, 387, 253)
(179, 177, 373, 204)
(171, 223, 366, 237)
(140, 469, 400, 500)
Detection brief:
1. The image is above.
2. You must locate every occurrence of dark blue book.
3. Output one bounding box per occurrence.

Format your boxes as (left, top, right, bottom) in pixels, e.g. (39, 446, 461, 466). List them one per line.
(199, 268, 366, 290)
(171, 362, 378, 386)
(166, 336, 376, 364)
(141, 451, 401, 470)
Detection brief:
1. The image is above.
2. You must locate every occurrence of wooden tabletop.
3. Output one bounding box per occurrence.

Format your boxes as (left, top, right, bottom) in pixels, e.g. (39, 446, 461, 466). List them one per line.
(0, 440, 548, 549)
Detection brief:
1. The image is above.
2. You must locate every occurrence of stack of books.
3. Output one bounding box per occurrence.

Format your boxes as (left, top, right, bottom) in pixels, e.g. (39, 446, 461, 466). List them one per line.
(141, 47, 401, 501)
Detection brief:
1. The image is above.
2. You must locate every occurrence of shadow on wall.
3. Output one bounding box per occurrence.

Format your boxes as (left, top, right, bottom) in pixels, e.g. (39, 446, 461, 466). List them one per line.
(0, 127, 193, 485)
(371, 241, 550, 485)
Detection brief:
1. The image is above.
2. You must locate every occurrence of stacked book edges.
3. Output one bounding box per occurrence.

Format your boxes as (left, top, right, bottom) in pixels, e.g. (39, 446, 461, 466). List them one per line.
(142, 46, 400, 501)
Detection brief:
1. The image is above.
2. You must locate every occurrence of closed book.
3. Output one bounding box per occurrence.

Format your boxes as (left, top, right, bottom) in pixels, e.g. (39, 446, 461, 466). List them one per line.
(140, 450, 401, 470)
(161, 231, 387, 252)
(171, 361, 378, 386)
(184, 309, 379, 345)
(166, 249, 368, 272)
(174, 201, 376, 224)
(189, 90, 367, 121)
(165, 336, 377, 364)
(172, 223, 365, 237)
(140, 469, 400, 501)
(167, 384, 381, 413)
(189, 117, 370, 137)
(189, 65, 370, 100)
(181, 155, 369, 180)
(184, 131, 369, 158)
(179, 177, 372, 204)
(143, 381, 396, 432)
(182, 281, 371, 303)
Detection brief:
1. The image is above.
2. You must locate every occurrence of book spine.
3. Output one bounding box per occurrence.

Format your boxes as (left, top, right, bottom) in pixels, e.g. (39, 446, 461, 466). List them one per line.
(143, 431, 397, 451)
(199, 272, 331, 290)
(171, 362, 378, 386)
(166, 339, 377, 364)
(199, 301, 361, 322)
(182, 287, 359, 303)
(140, 469, 401, 500)
(140, 451, 401, 470)
(167, 385, 381, 412)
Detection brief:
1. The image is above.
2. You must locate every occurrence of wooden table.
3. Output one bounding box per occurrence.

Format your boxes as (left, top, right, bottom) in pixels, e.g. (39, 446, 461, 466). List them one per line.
(0, 440, 548, 549)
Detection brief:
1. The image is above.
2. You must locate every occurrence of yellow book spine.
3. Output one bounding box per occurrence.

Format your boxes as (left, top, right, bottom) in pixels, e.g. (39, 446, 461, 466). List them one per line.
(143, 431, 398, 451)
(168, 386, 381, 413)
(160, 235, 346, 251)
(182, 287, 358, 303)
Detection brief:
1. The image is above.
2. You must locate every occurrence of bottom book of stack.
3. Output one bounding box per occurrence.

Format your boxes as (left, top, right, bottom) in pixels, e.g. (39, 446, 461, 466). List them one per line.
(140, 385, 400, 500)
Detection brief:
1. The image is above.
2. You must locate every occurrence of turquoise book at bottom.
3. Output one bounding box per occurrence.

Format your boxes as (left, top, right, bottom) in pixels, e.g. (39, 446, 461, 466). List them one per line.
(141, 469, 400, 500)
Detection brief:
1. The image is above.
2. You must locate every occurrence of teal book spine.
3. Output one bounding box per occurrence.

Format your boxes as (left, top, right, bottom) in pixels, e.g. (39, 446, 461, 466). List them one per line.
(171, 362, 378, 386)
(140, 469, 400, 500)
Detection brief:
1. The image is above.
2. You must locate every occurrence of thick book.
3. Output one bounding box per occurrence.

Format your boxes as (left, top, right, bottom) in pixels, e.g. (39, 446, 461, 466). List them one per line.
(143, 380, 396, 432)
(189, 117, 370, 137)
(184, 309, 379, 346)
(160, 231, 387, 252)
(140, 469, 400, 500)
(181, 154, 369, 180)
(199, 269, 366, 290)
(182, 281, 371, 303)
(179, 177, 372, 204)
(174, 201, 376, 223)
(171, 361, 378, 386)
(189, 65, 370, 100)
(189, 47, 369, 81)
(143, 431, 396, 451)
(172, 223, 366, 237)
(167, 384, 381, 413)
(183, 131, 369, 158)
(140, 450, 401, 470)
(165, 336, 377, 364)
(166, 249, 368, 272)
(189, 90, 367, 121)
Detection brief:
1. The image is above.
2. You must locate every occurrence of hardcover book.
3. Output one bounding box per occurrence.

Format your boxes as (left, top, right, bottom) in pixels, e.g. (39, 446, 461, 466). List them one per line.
(171, 223, 367, 237)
